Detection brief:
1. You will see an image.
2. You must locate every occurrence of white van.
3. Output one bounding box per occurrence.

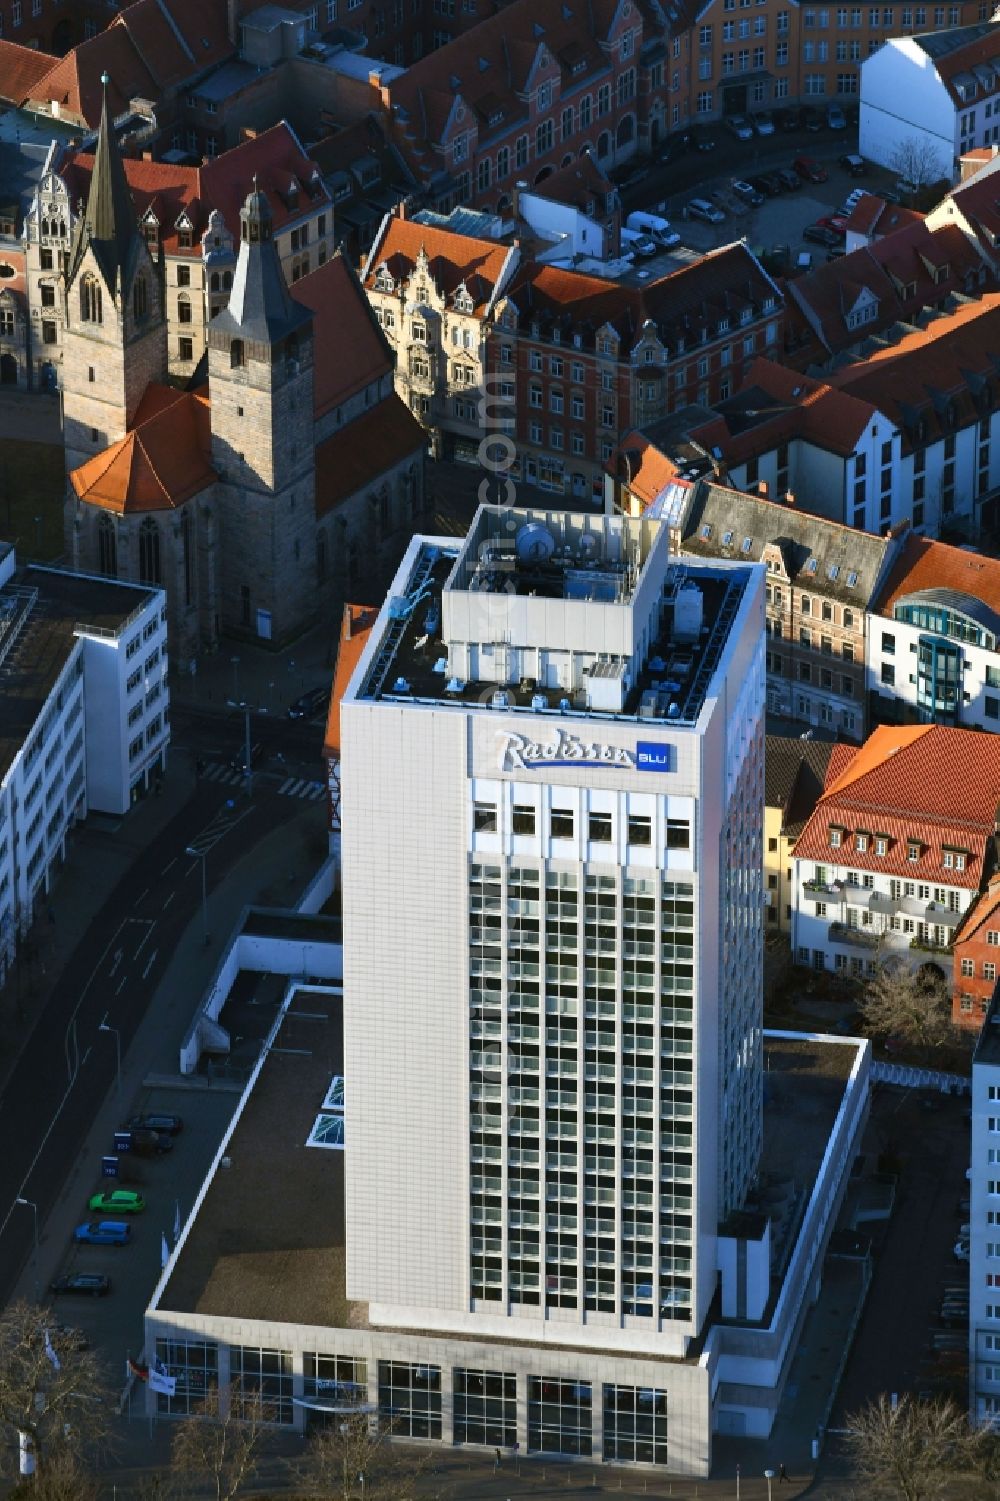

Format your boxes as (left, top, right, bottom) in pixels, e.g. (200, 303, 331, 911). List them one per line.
(625, 210, 682, 249)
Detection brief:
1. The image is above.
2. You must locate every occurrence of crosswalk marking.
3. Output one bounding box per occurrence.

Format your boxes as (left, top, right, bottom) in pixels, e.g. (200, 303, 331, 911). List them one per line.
(199, 763, 326, 800)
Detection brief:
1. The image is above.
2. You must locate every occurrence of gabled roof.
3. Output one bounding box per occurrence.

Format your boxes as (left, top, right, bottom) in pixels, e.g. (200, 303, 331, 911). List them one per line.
(62, 121, 329, 259)
(785, 220, 987, 360)
(529, 151, 615, 214)
(913, 20, 1000, 108)
(765, 734, 835, 839)
(503, 240, 780, 352)
(681, 479, 895, 606)
(363, 213, 512, 316)
(845, 194, 924, 240)
(932, 146, 1000, 254)
(293, 250, 393, 419)
(68, 386, 214, 512)
(0, 39, 57, 105)
(689, 356, 877, 463)
(827, 290, 1000, 450)
(314, 394, 425, 519)
(872, 531, 1000, 629)
(793, 723, 1000, 889)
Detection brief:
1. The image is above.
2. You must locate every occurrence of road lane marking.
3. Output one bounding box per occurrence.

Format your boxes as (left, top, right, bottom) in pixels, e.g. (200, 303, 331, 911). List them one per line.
(116, 976, 127, 995)
(108, 948, 124, 977)
(134, 923, 156, 959)
(133, 888, 150, 907)
(142, 949, 158, 981)
(162, 891, 175, 910)
(161, 858, 178, 876)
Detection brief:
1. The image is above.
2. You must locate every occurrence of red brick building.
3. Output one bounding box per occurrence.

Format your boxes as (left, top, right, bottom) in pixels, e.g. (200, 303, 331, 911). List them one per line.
(954, 880, 1000, 1028)
(382, 0, 684, 214)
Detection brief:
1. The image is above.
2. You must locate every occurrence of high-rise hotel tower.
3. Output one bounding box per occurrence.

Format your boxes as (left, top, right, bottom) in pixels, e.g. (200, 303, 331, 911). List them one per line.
(341, 504, 764, 1372)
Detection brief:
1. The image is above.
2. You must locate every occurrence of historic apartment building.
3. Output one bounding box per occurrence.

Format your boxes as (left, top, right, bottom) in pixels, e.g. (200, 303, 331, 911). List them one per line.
(791, 722, 1000, 979)
(764, 734, 834, 934)
(680, 481, 898, 739)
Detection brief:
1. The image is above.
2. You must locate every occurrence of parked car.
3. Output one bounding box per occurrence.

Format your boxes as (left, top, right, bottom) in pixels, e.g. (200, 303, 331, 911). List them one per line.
(87, 1189, 146, 1215)
(895, 176, 919, 200)
(839, 187, 871, 218)
(627, 210, 681, 248)
(287, 687, 329, 721)
(130, 1127, 174, 1156)
(826, 248, 846, 262)
(686, 197, 725, 224)
(50, 1273, 111, 1298)
(749, 172, 784, 197)
(815, 214, 848, 235)
(752, 110, 775, 135)
(827, 104, 848, 130)
(777, 106, 802, 131)
(690, 124, 716, 151)
(725, 114, 754, 140)
(793, 155, 828, 182)
(803, 224, 842, 247)
(775, 168, 801, 191)
(73, 1220, 132, 1247)
(621, 229, 659, 257)
(801, 106, 824, 132)
(660, 129, 692, 161)
(839, 152, 868, 175)
(731, 179, 765, 206)
(122, 1112, 184, 1135)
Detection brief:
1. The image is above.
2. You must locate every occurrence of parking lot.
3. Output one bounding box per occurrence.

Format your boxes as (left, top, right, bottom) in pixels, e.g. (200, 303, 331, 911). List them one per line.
(618, 131, 910, 272)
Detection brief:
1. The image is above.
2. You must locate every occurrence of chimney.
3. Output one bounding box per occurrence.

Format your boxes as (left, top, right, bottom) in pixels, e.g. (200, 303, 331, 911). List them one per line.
(784, 490, 795, 506)
(398, 198, 407, 221)
(227, 0, 238, 47)
(513, 178, 528, 220)
(142, 150, 153, 161)
(757, 480, 769, 498)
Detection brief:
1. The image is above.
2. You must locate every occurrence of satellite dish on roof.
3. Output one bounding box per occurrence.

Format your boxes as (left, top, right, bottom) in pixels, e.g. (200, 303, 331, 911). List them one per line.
(515, 522, 556, 562)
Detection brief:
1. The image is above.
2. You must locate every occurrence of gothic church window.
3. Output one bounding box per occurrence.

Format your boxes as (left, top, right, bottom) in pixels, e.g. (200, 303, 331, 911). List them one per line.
(80, 276, 102, 323)
(139, 517, 160, 585)
(97, 515, 117, 577)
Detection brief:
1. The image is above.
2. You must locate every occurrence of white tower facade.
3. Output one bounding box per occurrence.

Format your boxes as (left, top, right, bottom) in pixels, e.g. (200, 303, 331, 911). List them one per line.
(340, 505, 765, 1361)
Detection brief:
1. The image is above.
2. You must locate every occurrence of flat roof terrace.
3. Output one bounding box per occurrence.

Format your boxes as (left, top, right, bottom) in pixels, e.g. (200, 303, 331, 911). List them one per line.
(158, 995, 857, 1348)
(359, 543, 747, 727)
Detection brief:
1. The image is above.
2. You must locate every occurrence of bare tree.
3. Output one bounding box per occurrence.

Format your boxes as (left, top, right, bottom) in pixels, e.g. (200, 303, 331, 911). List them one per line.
(169, 1380, 277, 1501)
(889, 135, 949, 191)
(0, 1300, 113, 1482)
(844, 1394, 974, 1501)
(297, 1410, 436, 1501)
(859, 961, 956, 1052)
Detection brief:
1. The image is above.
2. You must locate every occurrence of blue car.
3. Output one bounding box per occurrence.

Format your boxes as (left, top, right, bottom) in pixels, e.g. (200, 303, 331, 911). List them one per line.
(73, 1219, 131, 1246)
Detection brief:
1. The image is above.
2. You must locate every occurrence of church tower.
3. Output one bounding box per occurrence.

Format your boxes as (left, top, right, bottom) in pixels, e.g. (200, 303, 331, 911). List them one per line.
(208, 184, 316, 645)
(61, 72, 166, 475)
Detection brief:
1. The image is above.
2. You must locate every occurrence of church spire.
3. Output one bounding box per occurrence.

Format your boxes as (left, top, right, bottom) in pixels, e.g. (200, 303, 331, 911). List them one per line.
(67, 71, 142, 293)
(212, 184, 311, 345)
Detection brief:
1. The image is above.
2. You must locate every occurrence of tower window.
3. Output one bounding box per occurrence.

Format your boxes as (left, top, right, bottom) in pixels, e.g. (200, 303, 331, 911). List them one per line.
(88, 366, 94, 382)
(139, 517, 160, 585)
(231, 340, 245, 369)
(133, 276, 147, 322)
(177, 296, 192, 325)
(80, 276, 102, 324)
(97, 514, 117, 578)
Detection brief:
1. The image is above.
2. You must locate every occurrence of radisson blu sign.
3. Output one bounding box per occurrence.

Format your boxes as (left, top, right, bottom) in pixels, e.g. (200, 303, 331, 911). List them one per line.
(497, 731, 672, 773)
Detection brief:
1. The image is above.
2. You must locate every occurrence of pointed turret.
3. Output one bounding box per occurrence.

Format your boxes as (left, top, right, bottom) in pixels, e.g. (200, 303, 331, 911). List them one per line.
(212, 182, 311, 346)
(66, 72, 143, 295)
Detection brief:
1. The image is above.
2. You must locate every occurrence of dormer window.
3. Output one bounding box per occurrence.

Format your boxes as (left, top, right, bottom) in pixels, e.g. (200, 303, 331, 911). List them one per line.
(412, 321, 427, 342)
(829, 826, 844, 849)
(907, 839, 921, 862)
(875, 834, 889, 856)
(374, 264, 395, 291)
(855, 832, 869, 853)
(722, 529, 734, 545)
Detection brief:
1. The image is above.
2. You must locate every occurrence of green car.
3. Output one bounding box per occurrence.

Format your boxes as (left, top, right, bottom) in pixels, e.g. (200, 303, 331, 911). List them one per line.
(87, 1189, 146, 1215)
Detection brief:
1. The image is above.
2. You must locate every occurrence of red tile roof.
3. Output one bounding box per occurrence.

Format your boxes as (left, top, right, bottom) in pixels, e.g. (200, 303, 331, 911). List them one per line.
(62, 121, 329, 258)
(932, 149, 1000, 256)
(363, 213, 513, 316)
(293, 250, 393, 419)
(27, 0, 235, 126)
(874, 532, 1000, 621)
(614, 431, 682, 509)
(920, 22, 1000, 109)
(827, 290, 1000, 449)
(323, 603, 378, 757)
(845, 195, 924, 240)
(529, 152, 615, 213)
(314, 394, 426, 519)
(68, 386, 215, 512)
(794, 723, 1000, 889)
(690, 356, 876, 463)
(785, 220, 987, 360)
(0, 39, 57, 105)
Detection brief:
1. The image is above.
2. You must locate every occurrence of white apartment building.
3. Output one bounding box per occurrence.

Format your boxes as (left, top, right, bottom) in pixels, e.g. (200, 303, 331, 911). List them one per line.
(867, 533, 1000, 731)
(860, 22, 1000, 177)
(0, 546, 168, 985)
(970, 997, 1000, 1428)
(789, 722, 1000, 980)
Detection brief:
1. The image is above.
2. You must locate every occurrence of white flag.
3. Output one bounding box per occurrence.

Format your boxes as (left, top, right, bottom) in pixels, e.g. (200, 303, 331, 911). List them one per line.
(173, 1199, 181, 1244)
(160, 1232, 169, 1271)
(43, 1330, 60, 1372)
(149, 1358, 176, 1398)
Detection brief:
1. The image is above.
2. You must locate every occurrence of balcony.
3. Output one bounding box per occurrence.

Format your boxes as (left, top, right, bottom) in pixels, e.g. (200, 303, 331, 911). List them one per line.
(909, 936, 953, 955)
(804, 879, 844, 901)
(827, 921, 880, 950)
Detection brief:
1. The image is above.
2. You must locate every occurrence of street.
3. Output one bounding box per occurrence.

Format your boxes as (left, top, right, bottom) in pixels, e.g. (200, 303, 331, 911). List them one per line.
(0, 702, 331, 1309)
